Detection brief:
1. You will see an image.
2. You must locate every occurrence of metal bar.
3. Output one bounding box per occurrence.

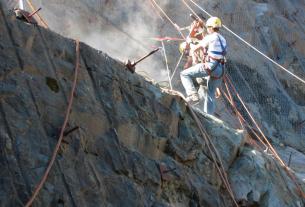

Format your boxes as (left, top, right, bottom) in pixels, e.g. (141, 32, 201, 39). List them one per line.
(170, 53, 183, 81)
(28, 7, 41, 17)
(161, 41, 172, 89)
(134, 48, 158, 64)
(163, 167, 176, 173)
(288, 152, 292, 167)
(63, 126, 80, 137)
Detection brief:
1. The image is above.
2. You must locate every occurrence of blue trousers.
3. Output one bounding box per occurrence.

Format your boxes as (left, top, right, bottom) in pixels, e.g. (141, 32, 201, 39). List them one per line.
(180, 59, 223, 115)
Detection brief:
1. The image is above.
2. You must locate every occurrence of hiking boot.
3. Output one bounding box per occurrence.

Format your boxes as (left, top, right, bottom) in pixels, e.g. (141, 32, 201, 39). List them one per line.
(186, 93, 199, 102)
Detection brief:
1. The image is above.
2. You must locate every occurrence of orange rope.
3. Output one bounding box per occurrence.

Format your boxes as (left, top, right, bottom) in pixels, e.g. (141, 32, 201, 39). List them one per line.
(180, 0, 204, 23)
(146, 1, 180, 55)
(237, 111, 269, 149)
(214, 108, 239, 129)
(250, 137, 264, 151)
(220, 86, 233, 105)
(150, 0, 186, 39)
(162, 88, 239, 207)
(224, 74, 305, 198)
(218, 97, 242, 129)
(220, 84, 284, 159)
(147, 0, 180, 41)
(223, 77, 246, 132)
(26, 0, 49, 29)
(24, 39, 80, 207)
(224, 74, 279, 157)
(218, 87, 273, 153)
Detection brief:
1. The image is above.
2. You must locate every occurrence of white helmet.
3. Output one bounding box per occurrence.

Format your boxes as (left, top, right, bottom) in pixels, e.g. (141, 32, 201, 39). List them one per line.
(206, 17, 222, 28)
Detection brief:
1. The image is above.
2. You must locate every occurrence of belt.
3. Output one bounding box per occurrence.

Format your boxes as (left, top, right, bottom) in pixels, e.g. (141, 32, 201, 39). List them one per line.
(206, 56, 225, 79)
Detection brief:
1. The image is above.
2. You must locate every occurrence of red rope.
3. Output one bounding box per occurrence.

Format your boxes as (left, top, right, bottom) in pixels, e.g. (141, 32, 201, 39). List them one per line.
(150, 0, 186, 39)
(224, 74, 305, 199)
(146, 0, 180, 55)
(147, 0, 179, 41)
(180, 0, 204, 23)
(214, 107, 239, 129)
(24, 39, 80, 207)
(218, 96, 242, 129)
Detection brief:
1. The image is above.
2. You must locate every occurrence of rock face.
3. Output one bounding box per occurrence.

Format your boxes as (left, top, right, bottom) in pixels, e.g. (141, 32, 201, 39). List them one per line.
(1, 2, 305, 207)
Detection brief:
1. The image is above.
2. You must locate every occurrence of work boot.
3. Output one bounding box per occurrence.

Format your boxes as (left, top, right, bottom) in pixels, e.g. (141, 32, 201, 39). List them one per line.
(186, 93, 199, 102)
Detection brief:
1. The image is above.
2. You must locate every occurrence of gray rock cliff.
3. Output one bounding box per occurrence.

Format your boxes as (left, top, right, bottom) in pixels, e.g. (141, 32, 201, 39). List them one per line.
(1, 1, 305, 207)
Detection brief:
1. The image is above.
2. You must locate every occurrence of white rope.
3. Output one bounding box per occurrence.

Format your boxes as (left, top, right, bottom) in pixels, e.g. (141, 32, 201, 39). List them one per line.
(190, 0, 305, 84)
(170, 53, 184, 81)
(161, 41, 173, 89)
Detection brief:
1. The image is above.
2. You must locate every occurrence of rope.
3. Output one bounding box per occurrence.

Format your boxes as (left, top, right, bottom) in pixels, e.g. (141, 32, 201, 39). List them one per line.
(150, 0, 186, 39)
(223, 74, 305, 199)
(214, 107, 239, 129)
(220, 86, 271, 150)
(224, 74, 279, 157)
(218, 96, 242, 129)
(180, 0, 203, 23)
(189, 0, 305, 84)
(146, 0, 180, 55)
(161, 41, 172, 89)
(147, 0, 179, 41)
(162, 88, 239, 207)
(26, 0, 49, 29)
(223, 76, 246, 132)
(24, 39, 80, 207)
(219, 75, 305, 198)
(170, 53, 183, 81)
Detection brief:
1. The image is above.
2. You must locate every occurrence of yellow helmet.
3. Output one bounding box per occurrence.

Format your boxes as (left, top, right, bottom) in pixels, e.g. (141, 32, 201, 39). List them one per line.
(179, 42, 187, 53)
(206, 17, 221, 28)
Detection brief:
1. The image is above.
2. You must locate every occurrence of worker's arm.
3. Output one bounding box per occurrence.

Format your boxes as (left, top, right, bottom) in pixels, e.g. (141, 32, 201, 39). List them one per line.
(191, 44, 203, 53)
(190, 35, 210, 53)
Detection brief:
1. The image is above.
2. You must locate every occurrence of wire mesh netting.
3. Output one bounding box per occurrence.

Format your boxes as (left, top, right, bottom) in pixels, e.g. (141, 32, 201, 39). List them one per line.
(205, 0, 305, 150)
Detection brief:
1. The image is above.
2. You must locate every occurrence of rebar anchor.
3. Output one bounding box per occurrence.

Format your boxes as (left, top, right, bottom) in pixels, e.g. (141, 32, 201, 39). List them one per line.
(59, 126, 80, 144)
(28, 8, 41, 17)
(14, 7, 42, 24)
(163, 167, 177, 173)
(125, 48, 159, 73)
(159, 163, 177, 181)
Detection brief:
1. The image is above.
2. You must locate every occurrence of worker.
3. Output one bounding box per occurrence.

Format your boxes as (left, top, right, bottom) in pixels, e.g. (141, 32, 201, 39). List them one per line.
(180, 17, 226, 115)
(179, 14, 206, 70)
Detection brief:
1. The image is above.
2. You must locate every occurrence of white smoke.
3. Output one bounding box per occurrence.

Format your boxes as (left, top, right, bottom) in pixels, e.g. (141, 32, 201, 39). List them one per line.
(26, 0, 190, 84)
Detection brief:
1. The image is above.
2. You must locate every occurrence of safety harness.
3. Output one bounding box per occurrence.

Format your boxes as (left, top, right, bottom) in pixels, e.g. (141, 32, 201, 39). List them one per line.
(206, 35, 226, 79)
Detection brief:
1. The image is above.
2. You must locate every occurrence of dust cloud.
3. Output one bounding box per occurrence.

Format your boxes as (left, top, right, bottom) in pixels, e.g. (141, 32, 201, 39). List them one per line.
(23, 0, 188, 84)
